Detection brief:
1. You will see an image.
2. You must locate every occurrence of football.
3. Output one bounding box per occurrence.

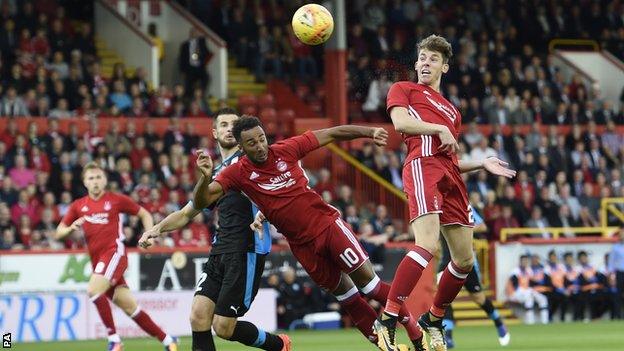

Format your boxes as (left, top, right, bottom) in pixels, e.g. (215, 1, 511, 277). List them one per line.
(291, 3, 334, 45)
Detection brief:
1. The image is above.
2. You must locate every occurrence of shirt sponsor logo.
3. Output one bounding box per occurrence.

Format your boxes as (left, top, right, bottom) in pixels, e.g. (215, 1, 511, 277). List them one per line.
(84, 212, 110, 224)
(258, 171, 296, 191)
(425, 96, 457, 123)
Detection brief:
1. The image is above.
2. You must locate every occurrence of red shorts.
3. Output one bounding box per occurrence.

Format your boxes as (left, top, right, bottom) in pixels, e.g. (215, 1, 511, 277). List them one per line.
(91, 249, 128, 288)
(289, 218, 369, 291)
(403, 156, 473, 226)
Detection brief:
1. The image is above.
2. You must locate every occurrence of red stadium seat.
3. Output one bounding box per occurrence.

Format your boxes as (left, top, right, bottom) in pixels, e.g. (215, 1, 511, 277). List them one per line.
(257, 93, 275, 108)
(241, 104, 257, 116)
(238, 94, 257, 107)
(259, 107, 277, 123)
(277, 109, 296, 122)
(295, 84, 310, 99)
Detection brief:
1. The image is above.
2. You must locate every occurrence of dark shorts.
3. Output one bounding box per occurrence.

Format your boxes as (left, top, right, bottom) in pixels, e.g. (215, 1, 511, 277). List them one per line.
(438, 237, 483, 293)
(195, 252, 266, 317)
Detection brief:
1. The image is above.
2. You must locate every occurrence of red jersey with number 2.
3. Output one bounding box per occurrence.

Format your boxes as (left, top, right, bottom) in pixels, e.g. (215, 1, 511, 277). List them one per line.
(215, 131, 340, 246)
(386, 81, 462, 165)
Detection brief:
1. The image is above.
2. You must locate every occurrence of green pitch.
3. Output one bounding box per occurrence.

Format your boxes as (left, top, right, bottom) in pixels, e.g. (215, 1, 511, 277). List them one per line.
(12, 321, 624, 350)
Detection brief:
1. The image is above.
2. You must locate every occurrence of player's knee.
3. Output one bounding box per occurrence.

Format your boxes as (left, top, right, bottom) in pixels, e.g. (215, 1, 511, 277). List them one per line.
(212, 319, 235, 339)
(453, 256, 474, 271)
(190, 306, 210, 330)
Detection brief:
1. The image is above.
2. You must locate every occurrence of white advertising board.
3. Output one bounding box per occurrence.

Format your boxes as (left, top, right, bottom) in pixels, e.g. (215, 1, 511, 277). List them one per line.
(0, 253, 139, 293)
(1, 289, 277, 342)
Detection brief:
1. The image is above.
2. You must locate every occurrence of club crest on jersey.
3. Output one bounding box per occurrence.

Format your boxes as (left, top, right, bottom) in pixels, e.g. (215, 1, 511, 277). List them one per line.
(104, 201, 111, 211)
(277, 161, 288, 172)
(81, 206, 89, 212)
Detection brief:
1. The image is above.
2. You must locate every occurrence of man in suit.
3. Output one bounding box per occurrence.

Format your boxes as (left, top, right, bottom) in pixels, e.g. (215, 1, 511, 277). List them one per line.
(179, 28, 211, 96)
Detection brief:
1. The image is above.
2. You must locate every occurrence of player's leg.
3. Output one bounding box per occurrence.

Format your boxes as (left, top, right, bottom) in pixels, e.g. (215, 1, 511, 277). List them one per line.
(87, 273, 121, 348)
(89, 252, 125, 348)
(375, 213, 439, 351)
(531, 290, 549, 324)
(329, 218, 424, 349)
(111, 286, 177, 349)
(331, 273, 379, 345)
(466, 256, 510, 346)
(212, 253, 289, 351)
(418, 224, 472, 351)
(289, 239, 378, 346)
(190, 295, 216, 351)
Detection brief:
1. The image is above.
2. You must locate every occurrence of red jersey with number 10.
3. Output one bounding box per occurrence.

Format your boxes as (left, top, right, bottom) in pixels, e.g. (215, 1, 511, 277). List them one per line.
(215, 131, 339, 245)
(386, 81, 462, 165)
(61, 192, 140, 258)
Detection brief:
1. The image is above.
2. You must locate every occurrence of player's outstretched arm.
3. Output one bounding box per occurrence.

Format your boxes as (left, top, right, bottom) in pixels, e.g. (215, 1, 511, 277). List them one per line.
(458, 157, 517, 178)
(389, 106, 459, 153)
(138, 203, 201, 249)
(312, 125, 388, 147)
(55, 217, 85, 240)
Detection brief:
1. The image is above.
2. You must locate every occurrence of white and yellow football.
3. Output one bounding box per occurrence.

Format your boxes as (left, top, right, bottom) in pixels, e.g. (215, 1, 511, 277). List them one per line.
(291, 3, 334, 45)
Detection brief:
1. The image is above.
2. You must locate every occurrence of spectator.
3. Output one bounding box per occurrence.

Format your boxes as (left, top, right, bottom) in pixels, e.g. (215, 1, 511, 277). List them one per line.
(507, 255, 549, 324)
(1, 86, 29, 116)
(9, 155, 36, 189)
(544, 251, 568, 322)
(179, 28, 210, 94)
(525, 206, 551, 238)
(255, 25, 282, 82)
(492, 205, 520, 242)
(576, 251, 606, 320)
(148, 23, 164, 62)
(608, 228, 624, 319)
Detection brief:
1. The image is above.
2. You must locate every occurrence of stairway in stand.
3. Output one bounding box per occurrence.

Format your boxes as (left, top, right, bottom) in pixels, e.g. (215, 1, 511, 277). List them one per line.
(208, 58, 266, 112)
(452, 289, 520, 326)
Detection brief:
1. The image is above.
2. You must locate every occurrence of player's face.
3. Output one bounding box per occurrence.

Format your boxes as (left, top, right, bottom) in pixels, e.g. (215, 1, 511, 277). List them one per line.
(212, 114, 239, 149)
(415, 48, 448, 86)
(83, 169, 107, 196)
(239, 126, 269, 164)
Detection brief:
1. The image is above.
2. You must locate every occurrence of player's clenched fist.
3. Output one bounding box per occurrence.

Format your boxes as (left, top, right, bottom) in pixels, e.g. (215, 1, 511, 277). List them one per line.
(138, 227, 159, 249)
(372, 127, 388, 147)
(196, 149, 214, 178)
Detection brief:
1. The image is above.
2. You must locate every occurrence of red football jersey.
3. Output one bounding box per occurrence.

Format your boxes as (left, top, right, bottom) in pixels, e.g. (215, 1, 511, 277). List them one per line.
(386, 81, 462, 164)
(61, 192, 140, 257)
(215, 131, 339, 245)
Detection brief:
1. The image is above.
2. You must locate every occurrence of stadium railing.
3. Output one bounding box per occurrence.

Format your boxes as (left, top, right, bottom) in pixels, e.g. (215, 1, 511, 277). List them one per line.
(601, 197, 624, 227)
(499, 226, 619, 242)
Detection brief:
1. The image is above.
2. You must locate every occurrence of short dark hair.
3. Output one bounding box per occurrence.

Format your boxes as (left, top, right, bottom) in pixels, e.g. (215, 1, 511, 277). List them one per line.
(232, 115, 263, 142)
(213, 107, 239, 127)
(519, 255, 529, 260)
(577, 251, 587, 259)
(563, 252, 573, 259)
(417, 34, 453, 64)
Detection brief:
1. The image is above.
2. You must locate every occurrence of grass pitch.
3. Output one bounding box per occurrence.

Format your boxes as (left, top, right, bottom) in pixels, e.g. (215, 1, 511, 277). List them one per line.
(12, 321, 624, 350)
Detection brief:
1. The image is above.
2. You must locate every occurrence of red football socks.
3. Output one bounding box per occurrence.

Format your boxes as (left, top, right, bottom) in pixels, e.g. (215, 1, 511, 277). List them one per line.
(131, 307, 167, 341)
(385, 246, 433, 316)
(363, 278, 422, 340)
(336, 287, 378, 344)
(90, 294, 116, 336)
(430, 261, 470, 318)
